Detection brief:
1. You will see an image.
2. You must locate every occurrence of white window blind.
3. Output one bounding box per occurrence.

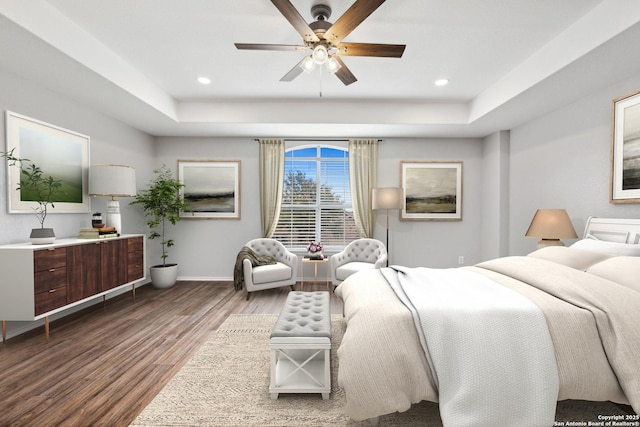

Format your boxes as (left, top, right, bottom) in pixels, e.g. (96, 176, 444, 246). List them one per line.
(273, 145, 358, 250)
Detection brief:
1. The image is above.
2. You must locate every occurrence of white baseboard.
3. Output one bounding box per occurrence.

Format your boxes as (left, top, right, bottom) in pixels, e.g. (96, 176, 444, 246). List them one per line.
(176, 276, 232, 281)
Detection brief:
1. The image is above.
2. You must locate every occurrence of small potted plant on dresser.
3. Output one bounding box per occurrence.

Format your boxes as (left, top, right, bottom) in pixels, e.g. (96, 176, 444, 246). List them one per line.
(1, 148, 63, 244)
(131, 165, 189, 289)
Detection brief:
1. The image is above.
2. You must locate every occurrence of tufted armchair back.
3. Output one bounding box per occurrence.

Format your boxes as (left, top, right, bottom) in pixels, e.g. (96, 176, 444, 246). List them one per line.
(335, 238, 387, 264)
(245, 238, 297, 268)
(329, 238, 388, 286)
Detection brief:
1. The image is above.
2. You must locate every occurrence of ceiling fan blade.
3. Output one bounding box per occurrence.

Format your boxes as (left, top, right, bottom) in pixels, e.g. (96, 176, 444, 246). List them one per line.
(335, 42, 405, 58)
(235, 43, 306, 52)
(271, 0, 320, 43)
(280, 57, 307, 82)
(332, 57, 357, 86)
(323, 0, 386, 45)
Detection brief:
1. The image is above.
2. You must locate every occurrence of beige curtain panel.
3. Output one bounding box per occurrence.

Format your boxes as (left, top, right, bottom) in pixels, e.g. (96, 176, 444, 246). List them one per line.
(258, 138, 285, 238)
(349, 139, 378, 238)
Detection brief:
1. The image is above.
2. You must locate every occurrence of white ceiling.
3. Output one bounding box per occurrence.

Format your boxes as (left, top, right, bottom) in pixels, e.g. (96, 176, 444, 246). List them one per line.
(1, 0, 639, 138)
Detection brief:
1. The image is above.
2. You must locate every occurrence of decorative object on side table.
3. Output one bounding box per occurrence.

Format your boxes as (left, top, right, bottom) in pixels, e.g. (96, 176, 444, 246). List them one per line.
(130, 165, 189, 289)
(1, 148, 64, 244)
(91, 212, 104, 228)
(89, 164, 137, 234)
(307, 241, 324, 260)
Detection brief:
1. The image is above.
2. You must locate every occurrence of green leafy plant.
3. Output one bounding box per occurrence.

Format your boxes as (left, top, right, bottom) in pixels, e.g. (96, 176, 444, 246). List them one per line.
(130, 165, 189, 266)
(1, 148, 63, 229)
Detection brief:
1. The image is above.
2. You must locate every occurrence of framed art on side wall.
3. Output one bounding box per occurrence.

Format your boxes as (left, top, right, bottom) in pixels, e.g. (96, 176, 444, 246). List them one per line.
(611, 89, 640, 203)
(400, 161, 463, 221)
(5, 111, 90, 214)
(178, 160, 241, 219)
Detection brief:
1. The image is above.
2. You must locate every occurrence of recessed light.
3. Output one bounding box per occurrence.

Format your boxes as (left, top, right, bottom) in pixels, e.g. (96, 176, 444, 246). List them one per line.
(197, 76, 211, 85)
(434, 79, 449, 86)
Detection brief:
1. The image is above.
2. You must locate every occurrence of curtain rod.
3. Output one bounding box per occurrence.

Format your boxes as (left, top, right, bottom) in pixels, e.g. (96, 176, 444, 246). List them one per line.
(254, 138, 383, 142)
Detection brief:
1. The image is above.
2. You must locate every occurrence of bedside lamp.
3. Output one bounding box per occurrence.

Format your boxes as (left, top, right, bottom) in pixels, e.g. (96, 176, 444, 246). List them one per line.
(89, 164, 137, 233)
(525, 209, 578, 249)
(372, 187, 405, 265)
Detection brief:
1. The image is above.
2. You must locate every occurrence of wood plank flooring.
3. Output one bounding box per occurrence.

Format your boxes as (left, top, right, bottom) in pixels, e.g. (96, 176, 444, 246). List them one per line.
(0, 281, 342, 427)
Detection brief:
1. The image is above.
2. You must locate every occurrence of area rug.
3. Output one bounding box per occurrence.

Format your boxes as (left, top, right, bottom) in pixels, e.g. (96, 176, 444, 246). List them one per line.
(131, 314, 629, 426)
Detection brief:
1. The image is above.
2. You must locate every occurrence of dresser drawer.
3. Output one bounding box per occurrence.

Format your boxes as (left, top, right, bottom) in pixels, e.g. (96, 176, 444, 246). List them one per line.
(34, 247, 67, 272)
(34, 267, 68, 294)
(127, 252, 144, 281)
(127, 236, 144, 281)
(35, 286, 68, 316)
(127, 236, 144, 254)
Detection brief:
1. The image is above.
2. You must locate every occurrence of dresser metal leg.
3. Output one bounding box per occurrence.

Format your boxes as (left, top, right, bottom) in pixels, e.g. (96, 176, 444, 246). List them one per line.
(2, 320, 6, 344)
(45, 316, 49, 343)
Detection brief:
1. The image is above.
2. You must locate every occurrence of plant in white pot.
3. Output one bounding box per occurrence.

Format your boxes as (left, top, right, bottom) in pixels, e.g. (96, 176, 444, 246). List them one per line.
(2, 148, 63, 244)
(131, 165, 189, 289)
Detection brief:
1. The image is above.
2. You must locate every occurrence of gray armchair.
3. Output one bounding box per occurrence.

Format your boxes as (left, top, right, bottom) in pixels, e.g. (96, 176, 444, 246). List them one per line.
(329, 238, 388, 286)
(243, 238, 298, 300)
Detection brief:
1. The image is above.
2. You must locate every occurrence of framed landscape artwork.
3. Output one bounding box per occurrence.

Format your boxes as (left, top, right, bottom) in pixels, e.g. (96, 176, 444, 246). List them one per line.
(400, 161, 463, 221)
(5, 111, 90, 214)
(178, 160, 241, 219)
(611, 89, 640, 203)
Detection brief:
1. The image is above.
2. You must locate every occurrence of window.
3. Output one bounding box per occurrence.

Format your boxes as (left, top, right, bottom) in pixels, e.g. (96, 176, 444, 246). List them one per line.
(273, 145, 358, 250)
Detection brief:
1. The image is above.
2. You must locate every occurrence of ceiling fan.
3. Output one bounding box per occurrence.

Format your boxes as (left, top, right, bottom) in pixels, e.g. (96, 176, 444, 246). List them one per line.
(235, 0, 406, 86)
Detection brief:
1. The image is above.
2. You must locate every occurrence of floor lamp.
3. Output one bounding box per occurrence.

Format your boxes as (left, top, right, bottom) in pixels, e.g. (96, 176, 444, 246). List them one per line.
(372, 187, 404, 266)
(89, 164, 137, 234)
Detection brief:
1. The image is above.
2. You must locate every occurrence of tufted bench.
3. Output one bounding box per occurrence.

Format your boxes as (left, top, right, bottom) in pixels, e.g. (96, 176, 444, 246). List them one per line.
(269, 291, 331, 400)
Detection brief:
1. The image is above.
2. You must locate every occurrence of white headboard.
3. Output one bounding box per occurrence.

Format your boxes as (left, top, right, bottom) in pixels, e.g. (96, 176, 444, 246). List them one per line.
(583, 217, 640, 244)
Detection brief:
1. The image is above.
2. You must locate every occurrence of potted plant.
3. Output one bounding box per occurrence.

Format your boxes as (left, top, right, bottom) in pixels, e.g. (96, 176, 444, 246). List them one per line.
(1, 148, 63, 244)
(130, 165, 189, 289)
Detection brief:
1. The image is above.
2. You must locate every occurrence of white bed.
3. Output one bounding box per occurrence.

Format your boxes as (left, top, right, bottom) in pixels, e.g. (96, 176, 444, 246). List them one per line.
(335, 217, 640, 425)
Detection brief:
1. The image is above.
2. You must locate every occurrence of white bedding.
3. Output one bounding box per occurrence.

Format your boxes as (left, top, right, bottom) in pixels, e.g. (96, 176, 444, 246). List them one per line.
(382, 266, 559, 427)
(335, 255, 640, 423)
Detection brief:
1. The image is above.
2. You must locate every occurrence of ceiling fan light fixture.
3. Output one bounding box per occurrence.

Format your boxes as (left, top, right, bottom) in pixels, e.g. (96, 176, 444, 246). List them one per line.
(312, 45, 329, 64)
(326, 56, 342, 74)
(300, 56, 316, 73)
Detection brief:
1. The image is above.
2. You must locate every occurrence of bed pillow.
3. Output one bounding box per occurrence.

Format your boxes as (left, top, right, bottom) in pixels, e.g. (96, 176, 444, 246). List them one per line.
(586, 257, 640, 292)
(570, 238, 640, 256)
(527, 246, 611, 270)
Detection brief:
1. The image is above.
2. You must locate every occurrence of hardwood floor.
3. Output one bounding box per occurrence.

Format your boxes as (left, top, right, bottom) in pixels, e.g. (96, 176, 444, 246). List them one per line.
(0, 281, 343, 427)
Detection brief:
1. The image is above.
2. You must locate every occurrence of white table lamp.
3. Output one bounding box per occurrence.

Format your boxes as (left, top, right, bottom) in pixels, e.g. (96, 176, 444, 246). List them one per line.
(89, 164, 137, 233)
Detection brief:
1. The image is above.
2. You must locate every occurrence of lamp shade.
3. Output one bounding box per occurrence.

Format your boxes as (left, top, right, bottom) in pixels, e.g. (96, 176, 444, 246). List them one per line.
(525, 209, 578, 239)
(372, 187, 404, 210)
(89, 164, 137, 197)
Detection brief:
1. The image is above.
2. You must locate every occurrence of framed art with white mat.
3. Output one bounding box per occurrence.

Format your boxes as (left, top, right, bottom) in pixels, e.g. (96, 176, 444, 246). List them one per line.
(610, 89, 640, 203)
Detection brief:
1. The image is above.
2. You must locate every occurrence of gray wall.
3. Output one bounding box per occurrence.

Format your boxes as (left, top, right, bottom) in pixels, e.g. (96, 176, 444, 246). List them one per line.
(154, 136, 486, 281)
(376, 138, 485, 268)
(154, 137, 262, 280)
(0, 70, 156, 244)
(509, 75, 640, 255)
